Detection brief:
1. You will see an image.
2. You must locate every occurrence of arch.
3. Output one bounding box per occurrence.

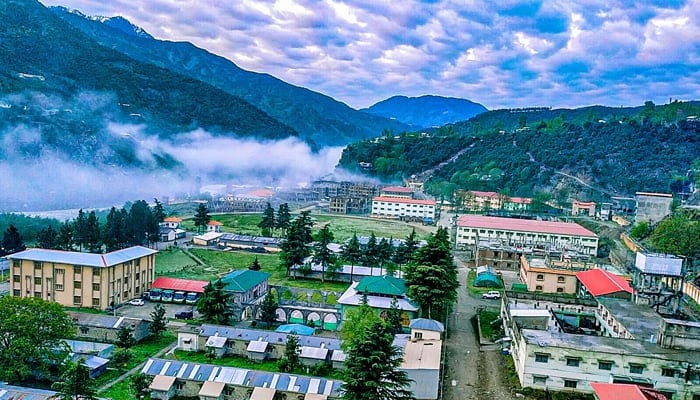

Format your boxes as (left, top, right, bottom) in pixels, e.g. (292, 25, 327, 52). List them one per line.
(307, 312, 322, 327)
(311, 291, 323, 305)
(289, 310, 304, 324)
(275, 308, 288, 322)
(323, 313, 338, 331)
(325, 292, 338, 306)
(281, 288, 294, 302)
(255, 308, 263, 320)
(241, 306, 254, 321)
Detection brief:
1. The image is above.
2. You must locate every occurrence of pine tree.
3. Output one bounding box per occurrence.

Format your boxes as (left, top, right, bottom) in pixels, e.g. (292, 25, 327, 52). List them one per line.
(377, 237, 394, 267)
(57, 222, 74, 251)
(130, 373, 153, 400)
(73, 209, 88, 252)
(102, 207, 122, 252)
(1, 224, 25, 255)
(403, 228, 419, 262)
(280, 335, 301, 372)
(386, 297, 403, 334)
(85, 211, 101, 253)
(258, 203, 276, 237)
(149, 303, 167, 337)
(363, 232, 379, 270)
(259, 291, 278, 328)
(249, 256, 262, 271)
(342, 321, 415, 400)
(116, 324, 136, 349)
(37, 225, 58, 249)
(276, 203, 292, 235)
(152, 198, 166, 223)
(313, 224, 335, 282)
(342, 233, 363, 281)
(197, 279, 232, 325)
(193, 203, 211, 233)
(51, 361, 98, 400)
(280, 215, 313, 275)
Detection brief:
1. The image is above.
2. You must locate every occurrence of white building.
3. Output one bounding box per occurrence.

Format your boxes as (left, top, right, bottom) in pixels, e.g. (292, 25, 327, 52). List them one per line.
(456, 215, 598, 256)
(371, 196, 436, 220)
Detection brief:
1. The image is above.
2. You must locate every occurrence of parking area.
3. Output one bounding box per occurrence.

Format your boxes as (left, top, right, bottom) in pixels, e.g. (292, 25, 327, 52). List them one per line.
(116, 300, 198, 320)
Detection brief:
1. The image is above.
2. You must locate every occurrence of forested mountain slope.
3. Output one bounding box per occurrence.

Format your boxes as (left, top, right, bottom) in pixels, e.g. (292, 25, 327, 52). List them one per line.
(362, 95, 487, 128)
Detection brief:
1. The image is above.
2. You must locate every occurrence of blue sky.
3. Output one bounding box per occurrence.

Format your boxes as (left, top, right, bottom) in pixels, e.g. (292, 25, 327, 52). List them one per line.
(41, 0, 700, 110)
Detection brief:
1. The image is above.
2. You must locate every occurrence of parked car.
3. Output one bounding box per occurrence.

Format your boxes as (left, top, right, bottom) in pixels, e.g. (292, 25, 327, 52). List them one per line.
(481, 290, 501, 300)
(128, 298, 145, 306)
(175, 310, 193, 319)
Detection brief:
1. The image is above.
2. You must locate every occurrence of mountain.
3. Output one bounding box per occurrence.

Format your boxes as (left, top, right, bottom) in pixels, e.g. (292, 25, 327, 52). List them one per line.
(362, 95, 487, 129)
(339, 101, 700, 199)
(0, 0, 298, 164)
(51, 7, 411, 147)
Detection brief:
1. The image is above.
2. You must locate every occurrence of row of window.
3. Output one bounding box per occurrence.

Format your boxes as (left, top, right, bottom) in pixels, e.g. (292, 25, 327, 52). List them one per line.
(15, 276, 140, 291)
(534, 354, 680, 376)
(535, 274, 567, 283)
(374, 202, 432, 208)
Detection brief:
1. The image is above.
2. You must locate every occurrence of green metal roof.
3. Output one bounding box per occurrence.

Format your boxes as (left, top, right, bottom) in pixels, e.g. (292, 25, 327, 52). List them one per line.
(355, 275, 407, 296)
(220, 269, 270, 292)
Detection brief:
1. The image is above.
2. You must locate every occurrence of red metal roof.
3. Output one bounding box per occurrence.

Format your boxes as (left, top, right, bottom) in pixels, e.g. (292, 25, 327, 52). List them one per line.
(151, 277, 209, 293)
(382, 186, 413, 193)
(591, 383, 668, 400)
(456, 215, 597, 237)
(208, 221, 223, 226)
(373, 196, 436, 205)
(576, 269, 632, 297)
(163, 217, 183, 222)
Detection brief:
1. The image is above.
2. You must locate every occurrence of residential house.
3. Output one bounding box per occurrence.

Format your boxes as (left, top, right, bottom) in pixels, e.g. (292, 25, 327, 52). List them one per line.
(397, 319, 444, 400)
(207, 221, 223, 233)
(7, 246, 157, 310)
(220, 269, 270, 305)
(338, 275, 419, 328)
(0, 383, 56, 400)
(69, 311, 152, 343)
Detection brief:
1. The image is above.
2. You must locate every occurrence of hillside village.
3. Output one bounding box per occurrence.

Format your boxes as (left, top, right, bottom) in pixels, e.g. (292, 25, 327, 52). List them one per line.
(1, 180, 699, 400)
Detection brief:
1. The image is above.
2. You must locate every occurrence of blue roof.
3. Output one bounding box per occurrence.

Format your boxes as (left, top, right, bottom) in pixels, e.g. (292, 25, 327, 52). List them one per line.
(8, 246, 157, 268)
(275, 324, 315, 336)
(0, 383, 56, 399)
(200, 325, 341, 350)
(409, 318, 445, 332)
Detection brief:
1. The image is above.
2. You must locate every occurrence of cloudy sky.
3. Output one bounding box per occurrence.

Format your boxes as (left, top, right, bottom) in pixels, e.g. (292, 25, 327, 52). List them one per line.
(41, 0, 700, 110)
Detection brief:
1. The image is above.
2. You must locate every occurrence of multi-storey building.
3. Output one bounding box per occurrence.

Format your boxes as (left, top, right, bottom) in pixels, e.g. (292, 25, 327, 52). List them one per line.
(457, 190, 532, 212)
(371, 197, 436, 220)
(380, 185, 414, 199)
(456, 215, 598, 256)
(7, 246, 157, 310)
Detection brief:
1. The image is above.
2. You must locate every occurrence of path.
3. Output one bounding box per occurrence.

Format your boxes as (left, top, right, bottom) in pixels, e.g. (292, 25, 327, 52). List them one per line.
(441, 260, 516, 400)
(98, 340, 178, 393)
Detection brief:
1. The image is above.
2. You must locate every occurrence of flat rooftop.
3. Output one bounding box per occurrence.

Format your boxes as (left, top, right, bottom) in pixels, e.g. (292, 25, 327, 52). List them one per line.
(597, 298, 663, 340)
(457, 215, 597, 238)
(401, 340, 441, 370)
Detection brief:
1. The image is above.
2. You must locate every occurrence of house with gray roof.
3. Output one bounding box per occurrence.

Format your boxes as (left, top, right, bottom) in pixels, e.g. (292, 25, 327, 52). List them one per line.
(69, 311, 151, 343)
(0, 383, 56, 400)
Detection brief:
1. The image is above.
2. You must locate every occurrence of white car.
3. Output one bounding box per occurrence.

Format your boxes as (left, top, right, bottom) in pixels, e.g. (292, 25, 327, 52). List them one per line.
(481, 291, 501, 300)
(128, 298, 145, 306)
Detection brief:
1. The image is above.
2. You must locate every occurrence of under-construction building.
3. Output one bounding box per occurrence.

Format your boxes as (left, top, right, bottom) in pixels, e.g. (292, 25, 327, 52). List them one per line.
(633, 252, 685, 317)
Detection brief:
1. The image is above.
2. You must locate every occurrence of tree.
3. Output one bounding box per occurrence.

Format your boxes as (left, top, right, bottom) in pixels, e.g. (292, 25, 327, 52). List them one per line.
(111, 348, 133, 371)
(385, 297, 403, 334)
(130, 373, 153, 400)
(152, 198, 166, 224)
(85, 211, 102, 253)
(649, 212, 700, 270)
(313, 224, 336, 282)
(276, 203, 292, 235)
(280, 215, 313, 275)
(342, 321, 415, 400)
(342, 233, 363, 281)
(249, 256, 262, 271)
(149, 303, 167, 337)
(630, 221, 652, 240)
(73, 209, 88, 251)
(37, 224, 58, 249)
(340, 296, 381, 347)
(51, 361, 98, 400)
(0, 296, 75, 383)
(258, 203, 276, 237)
(128, 200, 155, 246)
(414, 227, 452, 267)
(363, 232, 379, 270)
(279, 334, 301, 372)
(197, 279, 233, 325)
(1, 224, 25, 255)
(376, 237, 394, 267)
(57, 222, 74, 251)
(193, 203, 211, 233)
(116, 324, 136, 349)
(259, 291, 278, 328)
(404, 263, 456, 319)
(103, 207, 124, 252)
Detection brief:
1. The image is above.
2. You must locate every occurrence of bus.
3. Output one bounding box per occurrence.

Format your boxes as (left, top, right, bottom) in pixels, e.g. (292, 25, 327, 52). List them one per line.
(161, 289, 174, 303)
(185, 292, 200, 304)
(173, 291, 186, 303)
(148, 288, 163, 302)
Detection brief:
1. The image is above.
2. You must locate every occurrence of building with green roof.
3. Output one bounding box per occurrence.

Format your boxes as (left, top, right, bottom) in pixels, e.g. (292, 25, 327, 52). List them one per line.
(355, 275, 407, 297)
(220, 269, 270, 304)
(338, 275, 420, 330)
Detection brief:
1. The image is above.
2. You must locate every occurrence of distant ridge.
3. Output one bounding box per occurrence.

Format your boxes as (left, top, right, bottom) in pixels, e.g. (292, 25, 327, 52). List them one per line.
(362, 95, 488, 129)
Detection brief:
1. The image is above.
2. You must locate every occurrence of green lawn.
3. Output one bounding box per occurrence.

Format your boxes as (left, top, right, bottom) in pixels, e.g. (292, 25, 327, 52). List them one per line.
(156, 248, 349, 292)
(311, 214, 432, 242)
(478, 309, 501, 341)
(166, 350, 344, 380)
(181, 214, 263, 235)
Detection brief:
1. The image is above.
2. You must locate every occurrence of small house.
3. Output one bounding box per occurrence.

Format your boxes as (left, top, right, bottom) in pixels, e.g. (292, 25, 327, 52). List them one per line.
(149, 375, 177, 400)
(69, 312, 151, 343)
(207, 221, 223, 233)
(220, 270, 270, 305)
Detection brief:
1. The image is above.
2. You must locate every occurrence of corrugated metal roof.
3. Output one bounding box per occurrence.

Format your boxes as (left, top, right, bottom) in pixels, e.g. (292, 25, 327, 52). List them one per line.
(198, 381, 225, 397)
(576, 269, 632, 297)
(337, 282, 418, 311)
(409, 318, 445, 333)
(0, 384, 56, 400)
(149, 375, 176, 391)
(151, 277, 209, 293)
(206, 335, 227, 348)
(69, 312, 148, 329)
(591, 382, 668, 400)
(247, 340, 269, 353)
(8, 246, 156, 267)
(199, 325, 342, 350)
(250, 387, 276, 400)
(372, 196, 436, 205)
(456, 215, 597, 237)
(299, 346, 328, 360)
(221, 270, 270, 292)
(355, 275, 407, 296)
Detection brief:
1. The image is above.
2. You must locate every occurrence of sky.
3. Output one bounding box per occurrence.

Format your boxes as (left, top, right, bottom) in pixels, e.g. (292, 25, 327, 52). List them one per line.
(39, 0, 700, 110)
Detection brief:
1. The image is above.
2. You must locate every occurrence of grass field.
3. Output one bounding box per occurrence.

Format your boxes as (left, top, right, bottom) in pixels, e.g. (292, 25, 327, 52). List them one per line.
(181, 214, 263, 235)
(155, 248, 349, 292)
(311, 214, 433, 241)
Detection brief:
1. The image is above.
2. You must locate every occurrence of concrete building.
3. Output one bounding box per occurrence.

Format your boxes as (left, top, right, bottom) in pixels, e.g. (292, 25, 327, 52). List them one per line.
(380, 186, 414, 199)
(572, 200, 596, 217)
(456, 215, 598, 257)
(635, 192, 673, 225)
(371, 197, 436, 221)
(69, 312, 152, 343)
(633, 252, 685, 316)
(519, 255, 593, 294)
(0, 383, 56, 400)
(576, 269, 633, 300)
(338, 275, 419, 328)
(397, 319, 444, 400)
(7, 246, 157, 309)
(206, 221, 223, 233)
(502, 292, 700, 399)
(457, 190, 532, 212)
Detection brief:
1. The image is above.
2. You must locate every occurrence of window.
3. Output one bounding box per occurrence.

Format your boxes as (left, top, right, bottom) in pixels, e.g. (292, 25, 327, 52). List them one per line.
(135, 272, 140, 280)
(564, 380, 578, 389)
(533, 376, 547, 385)
(73, 296, 81, 305)
(93, 269, 100, 276)
(12, 289, 20, 296)
(34, 277, 42, 285)
(55, 284, 64, 291)
(74, 281, 82, 289)
(414, 332, 423, 340)
(34, 261, 42, 270)
(535, 353, 549, 363)
(79, 326, 89, 334)
(92, 283, 100, 291)
(34, 291, 41, 298)
(536, 274, 544, 281)
(557, 276, 565, 283)
(175, 381, 185, 390)
(535, 285, 543, 291)
(12, 260, 20, 269)
(556, 287, 564, 293)
(629, 363, 644, 374)
(662, 368, 676, 377)
(598, 361, 613, 370)
(92, 298, 100, 307)
(74, 266, 82, 274)
(566, 358, 580, 367)
(13, 275, 20, 283)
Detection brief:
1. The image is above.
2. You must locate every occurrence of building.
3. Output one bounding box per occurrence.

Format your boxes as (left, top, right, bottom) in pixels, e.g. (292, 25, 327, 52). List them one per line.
(635, 192, 673, 224)
(161, 217, 183, 229)
(398, 319, 444, 400)
(328, 196, 370, 215)
(576, 269, 633, 300)
(520, 255, 615, 294)
(217, 233, 283, 252)
(0, 383, 56, 400)
(502, 292, 700, 399)
(220, 269, 270, 305)
(591, 383, 668, 400)
(457, 190, 532, 212)
(338, 275, 419, 328)
(69, 311, 152, 343)
(192, 231, 223, 246)
(290, 261, 402, 282)
(572, 200, 596, 217)
(371, 196, 436, 221)
(456, 215, 598, 257)
(380, 186, 414, 199)
(7, 246, 157, 309)
(64, 339, 113, 378)
(142, 358, 342, 400)
(633, 252, 685, 315)
(207, 221, 223, 233)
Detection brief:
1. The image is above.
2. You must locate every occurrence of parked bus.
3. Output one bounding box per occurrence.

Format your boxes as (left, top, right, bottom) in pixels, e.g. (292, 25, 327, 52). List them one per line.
(161, 289, 174, 303)
(148, 288, 163, 302)
(185, 292, 199, 304)
(173, 291, 186, 303)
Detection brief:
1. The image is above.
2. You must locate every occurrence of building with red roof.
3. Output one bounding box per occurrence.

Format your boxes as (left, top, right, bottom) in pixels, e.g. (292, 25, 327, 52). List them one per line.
(207, 220, 223, 233)
(591, 383, 668, 400)
(371, 196, 436, 220)
(380, 186, 414, 199)
(151, 277, 209, 294)
(576, 269, 633, 299)
(458, 190, 532, 212)
(456, 215, 598, 256)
